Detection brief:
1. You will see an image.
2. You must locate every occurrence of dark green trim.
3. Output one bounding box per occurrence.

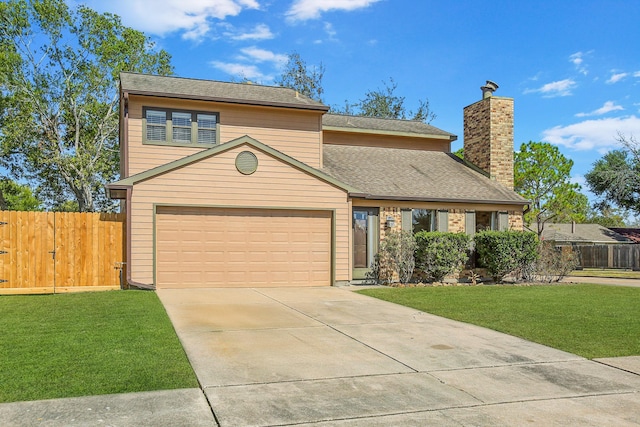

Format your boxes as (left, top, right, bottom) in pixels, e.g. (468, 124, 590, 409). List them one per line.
(142, 106, 220, 147)
(111, 135, 359, 194)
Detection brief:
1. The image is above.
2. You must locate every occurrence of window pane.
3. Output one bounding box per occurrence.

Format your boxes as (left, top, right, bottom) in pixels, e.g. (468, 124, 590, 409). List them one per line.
(412, 209, 434, 233)
(198, 129, 216, 144)
(172, 112, 191, 142)
(146, 110, 166, 124)
(172, 112, 191, 127)
(147, 125, 166, 141)
(197, 114, 216, 129)
(173, 126, 191, 142)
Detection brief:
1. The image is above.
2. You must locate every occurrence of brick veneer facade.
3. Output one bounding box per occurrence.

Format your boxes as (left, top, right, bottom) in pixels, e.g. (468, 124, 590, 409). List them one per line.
(463, 96, 514, 190)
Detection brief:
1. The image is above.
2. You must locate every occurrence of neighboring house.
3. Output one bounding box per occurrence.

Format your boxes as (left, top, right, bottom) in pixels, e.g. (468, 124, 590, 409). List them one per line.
(107, 74, 527, 289)
(530, 223, 634, 245)
(609, 228, 640, 244)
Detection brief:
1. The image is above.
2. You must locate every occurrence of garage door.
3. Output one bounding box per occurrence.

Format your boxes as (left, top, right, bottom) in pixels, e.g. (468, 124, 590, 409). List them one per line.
(156, 207, 332, 288)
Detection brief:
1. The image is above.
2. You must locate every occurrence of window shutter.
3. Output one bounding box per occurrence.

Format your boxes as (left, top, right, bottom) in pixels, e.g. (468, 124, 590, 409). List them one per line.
(401, 209, 412, 233)
(465, 211, 476, 236)
(498, 211, 509, 231)
(437, 210, 448, 232)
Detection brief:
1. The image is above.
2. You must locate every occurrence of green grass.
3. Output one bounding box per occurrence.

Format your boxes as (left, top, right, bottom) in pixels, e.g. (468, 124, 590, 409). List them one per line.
(358, 284, 640, 359)
(0, 291, 198, 403)
(569, 268, 640, 279)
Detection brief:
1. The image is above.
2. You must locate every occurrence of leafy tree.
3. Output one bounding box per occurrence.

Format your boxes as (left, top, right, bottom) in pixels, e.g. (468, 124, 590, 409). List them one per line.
(0, 0, 172, 212)
(585, 133, 640, 216)
(335, 78, 437, 124)
(514, 141, 588, 237)
(585, 206, 627, 227)
(0, 179, 41, 211)
(275, 52, 325, 102)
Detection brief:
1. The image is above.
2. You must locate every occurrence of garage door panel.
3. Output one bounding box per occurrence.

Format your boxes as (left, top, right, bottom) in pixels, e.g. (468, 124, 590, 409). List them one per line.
(156, 207, 331, 288)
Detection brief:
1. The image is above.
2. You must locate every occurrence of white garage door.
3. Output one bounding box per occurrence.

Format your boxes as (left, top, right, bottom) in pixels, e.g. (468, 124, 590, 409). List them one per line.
(156, 206, 332, 288)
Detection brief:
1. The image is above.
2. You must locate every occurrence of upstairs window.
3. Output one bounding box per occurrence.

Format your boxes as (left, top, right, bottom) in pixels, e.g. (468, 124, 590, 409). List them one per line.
(146, 110, 167, 141)
(143, 107, 219, 146)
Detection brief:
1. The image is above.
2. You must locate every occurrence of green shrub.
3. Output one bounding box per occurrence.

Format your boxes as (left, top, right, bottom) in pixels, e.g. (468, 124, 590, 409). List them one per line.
(414, 231, 470, 282)
(475, 230, 538, 282)
(368, 230, 417, 284)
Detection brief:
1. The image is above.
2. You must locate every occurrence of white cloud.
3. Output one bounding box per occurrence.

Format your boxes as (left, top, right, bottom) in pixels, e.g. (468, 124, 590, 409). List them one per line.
(286, 0, 380, 21)
(209, 61, 267, 80)
(570, 174, 587, 188)
(212, 47, 286, 81)
(569, 51, 589, 75)
(575, 101, 624, 117)
(238, 47, 287, 64)
(226, 23, 274, 41)
(607, 72, 628, 84)
(634, 71, 640, 78)
(79, 0, 260, 40)
(542, 115, 640, 151)
(524, 79, 577, 97)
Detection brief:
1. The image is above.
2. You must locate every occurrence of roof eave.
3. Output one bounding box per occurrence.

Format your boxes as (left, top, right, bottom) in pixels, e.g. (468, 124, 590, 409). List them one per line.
(323, 125, 457, 141)
(348, 193, 529, 206)
(122, 89, 329, 112)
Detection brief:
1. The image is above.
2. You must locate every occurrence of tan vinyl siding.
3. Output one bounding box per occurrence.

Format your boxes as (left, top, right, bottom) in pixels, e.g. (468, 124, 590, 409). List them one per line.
(129, 144, 349, 285)
(323, 130, 451, 152)
(125, 95, 323, 176)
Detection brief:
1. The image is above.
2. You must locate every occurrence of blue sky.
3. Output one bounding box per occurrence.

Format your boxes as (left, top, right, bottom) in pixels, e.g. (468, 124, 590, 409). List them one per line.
(78, 0, 640, 203)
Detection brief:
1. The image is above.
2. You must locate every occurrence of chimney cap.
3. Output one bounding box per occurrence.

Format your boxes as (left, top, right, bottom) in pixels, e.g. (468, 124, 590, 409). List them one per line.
(481, 80, 499, 99)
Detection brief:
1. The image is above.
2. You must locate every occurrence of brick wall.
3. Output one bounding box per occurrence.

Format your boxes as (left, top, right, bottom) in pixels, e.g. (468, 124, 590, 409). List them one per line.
(380, 206, 402, 239)
(448, 209, 465, 233)
(508, 210, 524, 231)
(463, 96, 514, 190)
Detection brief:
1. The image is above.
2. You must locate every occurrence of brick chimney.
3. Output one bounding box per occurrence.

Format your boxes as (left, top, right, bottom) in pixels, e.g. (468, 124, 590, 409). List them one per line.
(463, 81, 514, 190)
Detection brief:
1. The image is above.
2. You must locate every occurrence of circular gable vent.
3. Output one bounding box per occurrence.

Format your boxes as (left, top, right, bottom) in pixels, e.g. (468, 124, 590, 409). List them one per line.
(235, 151, 258, 175)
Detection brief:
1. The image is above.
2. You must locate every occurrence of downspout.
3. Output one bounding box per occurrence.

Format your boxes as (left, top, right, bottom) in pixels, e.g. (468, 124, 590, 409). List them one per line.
(120, 91, 154, 290)
(124, 187, 155, 290)
(122, 91, 130, 178)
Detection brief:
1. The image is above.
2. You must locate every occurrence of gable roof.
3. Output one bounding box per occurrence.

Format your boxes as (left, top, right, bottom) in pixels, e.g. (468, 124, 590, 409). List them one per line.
(120, 72, 329, 112)
(322, 144, 527, 204)
(530, 223, 634, 244)
(108, 135, 357, 194)
(322, 114, 456, 140)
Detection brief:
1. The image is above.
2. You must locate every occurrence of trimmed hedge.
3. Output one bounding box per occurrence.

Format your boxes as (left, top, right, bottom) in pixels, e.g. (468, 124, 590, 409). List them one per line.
(414, 231, 470, 282)
(475, 230, 538, 282)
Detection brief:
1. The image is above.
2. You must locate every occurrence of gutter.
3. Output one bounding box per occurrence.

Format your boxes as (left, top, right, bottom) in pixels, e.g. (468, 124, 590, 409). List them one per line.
(124, 89, 329, 112)
(349, 193, 529, 206)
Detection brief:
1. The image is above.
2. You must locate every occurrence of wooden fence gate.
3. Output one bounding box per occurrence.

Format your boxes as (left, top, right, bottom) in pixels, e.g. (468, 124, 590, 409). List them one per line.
(0, 211, 126, 294)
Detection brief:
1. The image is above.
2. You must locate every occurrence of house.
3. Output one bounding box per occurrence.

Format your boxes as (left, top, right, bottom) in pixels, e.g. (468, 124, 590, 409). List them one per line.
(531, 223, 634, 245)
(608, 228, 640, 244)
(107, 74, 527, 289)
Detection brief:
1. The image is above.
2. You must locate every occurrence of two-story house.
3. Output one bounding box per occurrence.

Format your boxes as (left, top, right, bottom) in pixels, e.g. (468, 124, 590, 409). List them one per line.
(107, 73, 527, 289)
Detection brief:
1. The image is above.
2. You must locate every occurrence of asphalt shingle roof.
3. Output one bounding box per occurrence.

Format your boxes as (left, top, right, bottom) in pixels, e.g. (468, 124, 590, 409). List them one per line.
(322, 144, 527, 204)
(120, 72, 328, 111)
(322, 114, 456, 139)
(530, 223, 633, 243)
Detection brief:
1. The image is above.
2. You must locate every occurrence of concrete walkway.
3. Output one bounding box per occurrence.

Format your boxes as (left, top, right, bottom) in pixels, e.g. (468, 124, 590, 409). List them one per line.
(562, 275, 640, 287)
(2, 286, 639, 426)
(157, 286, 640, 426)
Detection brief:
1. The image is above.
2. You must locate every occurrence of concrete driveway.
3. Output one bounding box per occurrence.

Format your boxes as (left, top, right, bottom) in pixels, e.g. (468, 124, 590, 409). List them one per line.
(158, 286, 640, 426)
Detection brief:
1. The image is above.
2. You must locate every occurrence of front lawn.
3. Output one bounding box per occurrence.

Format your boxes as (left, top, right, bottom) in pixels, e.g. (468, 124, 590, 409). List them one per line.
(358, 284, 640, 359)
(0, 291, 198, 403)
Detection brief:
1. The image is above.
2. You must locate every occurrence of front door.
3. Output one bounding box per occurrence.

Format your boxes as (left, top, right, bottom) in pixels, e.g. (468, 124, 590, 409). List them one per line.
(352, 208, 379, 279)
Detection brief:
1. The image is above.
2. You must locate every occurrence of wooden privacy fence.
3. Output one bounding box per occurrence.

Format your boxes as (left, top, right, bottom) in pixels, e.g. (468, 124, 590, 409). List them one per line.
(570, 244, 640, 270)
(0, 211, 126, 294)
